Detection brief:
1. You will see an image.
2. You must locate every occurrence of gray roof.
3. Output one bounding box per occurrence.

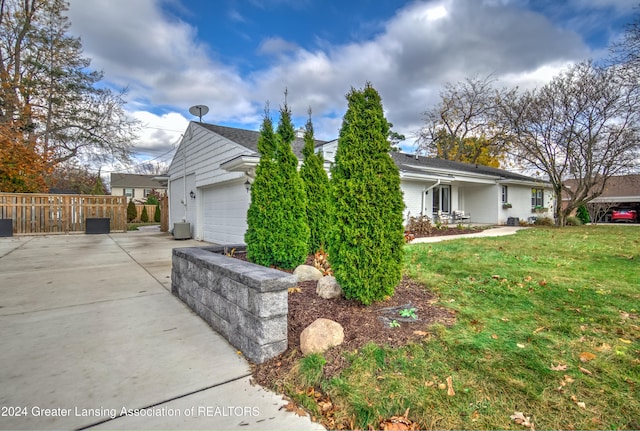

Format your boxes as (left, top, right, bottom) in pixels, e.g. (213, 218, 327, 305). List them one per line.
(110, 173, 167, 189)
(196, 122, 328, 158)
(391, 152, 546, 183)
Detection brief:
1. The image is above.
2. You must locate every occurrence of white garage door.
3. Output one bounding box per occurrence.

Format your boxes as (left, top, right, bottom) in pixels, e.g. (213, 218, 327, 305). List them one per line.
(201, 182, 250, 244)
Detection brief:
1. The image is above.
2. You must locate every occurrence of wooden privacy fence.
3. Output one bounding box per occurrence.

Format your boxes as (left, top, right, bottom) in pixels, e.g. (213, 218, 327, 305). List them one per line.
(0, 193, 127, 235)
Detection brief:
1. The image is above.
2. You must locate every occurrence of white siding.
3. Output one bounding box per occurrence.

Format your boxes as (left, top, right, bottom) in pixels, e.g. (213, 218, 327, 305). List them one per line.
(401, 181, 427, 223)
(463, 184, 500, 223)
(168, 122, 251, 237)
(200, 180, 250, 244)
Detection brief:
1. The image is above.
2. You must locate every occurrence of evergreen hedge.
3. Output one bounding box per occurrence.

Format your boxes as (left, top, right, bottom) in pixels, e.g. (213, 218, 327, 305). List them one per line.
(300, 111, 332, 253)
(328, 83, 405, 305)
(577, 204, 590, 224)
(245, 103, 309, 269)
(141, 206, 149, 223)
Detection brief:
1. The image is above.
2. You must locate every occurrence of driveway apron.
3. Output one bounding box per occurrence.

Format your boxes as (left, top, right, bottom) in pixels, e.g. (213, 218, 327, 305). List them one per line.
(0, 232, 323, 430)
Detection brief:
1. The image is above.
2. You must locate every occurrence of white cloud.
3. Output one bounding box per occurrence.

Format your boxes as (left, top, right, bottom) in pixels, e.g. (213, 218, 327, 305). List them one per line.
(67, 0, 597, 151)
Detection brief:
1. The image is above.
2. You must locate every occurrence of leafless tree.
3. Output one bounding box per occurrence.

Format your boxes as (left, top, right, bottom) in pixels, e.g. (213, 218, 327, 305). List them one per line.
(500, 61, 640, 226)
(418, 75, 515, 167)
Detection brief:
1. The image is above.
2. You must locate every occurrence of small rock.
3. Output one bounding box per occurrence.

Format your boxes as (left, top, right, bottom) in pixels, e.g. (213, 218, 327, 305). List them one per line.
(300, 318, 344, 355)
(316, 275, 343, 299)
(293, 265, 323, 282)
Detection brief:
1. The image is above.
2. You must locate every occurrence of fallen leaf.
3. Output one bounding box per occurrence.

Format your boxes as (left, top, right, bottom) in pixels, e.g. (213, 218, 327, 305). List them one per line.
(550, 363, 568, 371)
(577, 402, 586, 409)
(567, 288, 575, 292)
(524, 276, 533, 282)
(579, 352, 596, 362)
(446, 376, 455, 396)
(425, 381, 434, 387)
(492, 274, 501, 279)
(413, 330, 429, 336)
(533, 326, 546, 334)
(288, 287, 301, 293)
(501, 318, 510, 322)
(595, 343, 612, 352)
(563, 375, 575, 383)
(619, 338, 632, 344)
(510, 412, 534, 429)
(579, 367, 593, 375)
(538, 279, 547, 286)
(438, 383, 447, 390)
(491, 334, 499, 339)
(517, 343, 526, 349)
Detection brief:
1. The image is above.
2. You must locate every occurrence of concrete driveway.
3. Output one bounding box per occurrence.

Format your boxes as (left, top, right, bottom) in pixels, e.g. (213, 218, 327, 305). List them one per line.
(0, 230, 323, 431)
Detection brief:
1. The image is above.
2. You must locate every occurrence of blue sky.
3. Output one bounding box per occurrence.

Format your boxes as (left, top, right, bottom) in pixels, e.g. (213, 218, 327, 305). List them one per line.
(66, 0, 637, 173)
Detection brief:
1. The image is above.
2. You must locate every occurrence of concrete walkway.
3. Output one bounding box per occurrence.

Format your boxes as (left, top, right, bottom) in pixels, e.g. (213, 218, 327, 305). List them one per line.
(410, 225, 526, 243)
(0, 231, 324, 431)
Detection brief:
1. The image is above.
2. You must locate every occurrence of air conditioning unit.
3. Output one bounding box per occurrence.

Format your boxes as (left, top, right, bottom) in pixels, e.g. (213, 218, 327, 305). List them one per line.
(173, 222, 191, 240)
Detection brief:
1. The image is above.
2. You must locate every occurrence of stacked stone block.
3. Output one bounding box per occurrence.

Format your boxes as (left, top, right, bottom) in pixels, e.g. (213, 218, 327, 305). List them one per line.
(171, 245, 294, 364)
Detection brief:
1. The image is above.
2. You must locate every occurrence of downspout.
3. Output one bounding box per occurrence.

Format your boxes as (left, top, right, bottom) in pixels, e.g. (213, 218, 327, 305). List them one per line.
(422, 179, 441, 215)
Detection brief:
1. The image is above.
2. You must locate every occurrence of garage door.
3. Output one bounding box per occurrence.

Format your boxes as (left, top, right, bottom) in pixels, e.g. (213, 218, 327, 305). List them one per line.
(201, 182, 250, 244)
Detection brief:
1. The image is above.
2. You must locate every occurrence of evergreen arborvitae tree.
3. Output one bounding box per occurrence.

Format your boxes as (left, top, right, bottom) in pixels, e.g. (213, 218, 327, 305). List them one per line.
(271, 101, 310, 268)
(154, 205, 161, 223)
(127, 199, 137, 222)
(328, 83, 405, 305)
(140, 205, 149, 223)
(300, 109, 332, 253)
(245, 101, 309, 270)
(245, 110, 278, 266)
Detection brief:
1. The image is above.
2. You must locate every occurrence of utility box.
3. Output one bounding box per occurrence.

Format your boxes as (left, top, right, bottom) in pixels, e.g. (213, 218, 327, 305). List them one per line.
(507, 217, 520, 226)
(0, 219, 13, 237)
(173, 222, 191, 240)
(86, 218, 111, 234)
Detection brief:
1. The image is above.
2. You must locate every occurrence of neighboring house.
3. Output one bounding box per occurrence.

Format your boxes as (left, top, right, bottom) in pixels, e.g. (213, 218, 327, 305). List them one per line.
(110, 173, 167, 202)
(168, 122, 554, 243)
(563, 175, 640, 222)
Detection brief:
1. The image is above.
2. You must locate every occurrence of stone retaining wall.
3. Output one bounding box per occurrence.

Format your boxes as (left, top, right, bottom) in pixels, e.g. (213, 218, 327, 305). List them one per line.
(171, 245, 294, 364)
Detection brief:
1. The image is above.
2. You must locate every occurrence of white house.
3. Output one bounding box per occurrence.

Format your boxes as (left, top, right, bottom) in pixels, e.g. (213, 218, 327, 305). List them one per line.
(167, 122, 554, 243)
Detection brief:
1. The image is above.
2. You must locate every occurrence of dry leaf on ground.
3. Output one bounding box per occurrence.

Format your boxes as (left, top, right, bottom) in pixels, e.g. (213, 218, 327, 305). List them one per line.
(510, 412, 534, 429)
(579, 366, 593, 375)
(579, 351, 596, 362)
(550, 363, 568, 371)
(446, 376, 455, 396)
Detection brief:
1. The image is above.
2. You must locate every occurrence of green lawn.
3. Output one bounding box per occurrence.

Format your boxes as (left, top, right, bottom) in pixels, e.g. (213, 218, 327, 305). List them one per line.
(293, 226, 639, 429)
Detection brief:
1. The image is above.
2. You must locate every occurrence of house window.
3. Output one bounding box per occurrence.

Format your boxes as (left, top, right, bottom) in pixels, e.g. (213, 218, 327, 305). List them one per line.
(144, 188, 153, 197)
(501, 185, 508, 204)
(124, 188, 134, 198)
(433, 185, 451, 213)
(531, 188, 544, 208)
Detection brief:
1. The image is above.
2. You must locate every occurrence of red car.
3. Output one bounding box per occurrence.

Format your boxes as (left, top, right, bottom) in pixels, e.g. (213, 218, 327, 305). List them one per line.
(611, 209, 638, 223)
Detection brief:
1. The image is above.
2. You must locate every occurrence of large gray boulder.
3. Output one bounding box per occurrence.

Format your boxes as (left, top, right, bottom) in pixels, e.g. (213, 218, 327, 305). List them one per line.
(316, 275, 343, 299)
(293, 264, 323, 282)
(300, 318, 344, 355)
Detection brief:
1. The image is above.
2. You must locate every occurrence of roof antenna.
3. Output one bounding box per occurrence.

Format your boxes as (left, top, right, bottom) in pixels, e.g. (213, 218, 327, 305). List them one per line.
(189, 104, 209, 122)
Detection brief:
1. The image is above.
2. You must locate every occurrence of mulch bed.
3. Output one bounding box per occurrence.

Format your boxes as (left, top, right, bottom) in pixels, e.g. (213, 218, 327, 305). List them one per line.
(249, 226, 479, 389)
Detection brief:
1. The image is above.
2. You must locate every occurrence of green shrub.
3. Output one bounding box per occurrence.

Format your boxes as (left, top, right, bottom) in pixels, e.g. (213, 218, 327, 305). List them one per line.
(127, 199, 137, 222)
(328, 83, 405, 305)
(300, 110, 332, 253)
(565, 215, 583, 226)
(577, 204, 590, 224)
(146, 195, 159, 206)
(245, 102, 310, 269)
(140, 206, 149, 223)
(154, 205, 161, 223)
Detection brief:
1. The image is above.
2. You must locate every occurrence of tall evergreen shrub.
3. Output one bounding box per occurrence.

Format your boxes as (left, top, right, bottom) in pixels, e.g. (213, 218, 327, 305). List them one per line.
(328, 83, 405, 305)
(245, 102, 309, 269)
(140, 206, 149, 222)
(127, 199, 137, 222)
(154, 205, 161, 223)
(300, 110, 332, 253)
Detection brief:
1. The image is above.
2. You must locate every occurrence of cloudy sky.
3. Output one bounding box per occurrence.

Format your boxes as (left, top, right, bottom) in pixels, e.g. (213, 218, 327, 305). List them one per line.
(66, 0, 637, 172)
